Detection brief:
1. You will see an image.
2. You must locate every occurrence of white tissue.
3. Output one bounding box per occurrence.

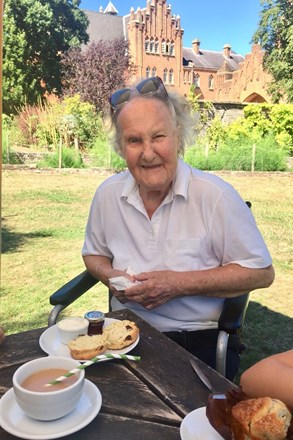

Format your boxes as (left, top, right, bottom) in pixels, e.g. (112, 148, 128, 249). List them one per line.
(109, 276, 140, 291)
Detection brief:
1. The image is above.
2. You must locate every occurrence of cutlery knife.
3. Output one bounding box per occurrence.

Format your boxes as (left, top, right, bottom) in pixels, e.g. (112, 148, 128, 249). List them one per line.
(190, 359, 216, 392)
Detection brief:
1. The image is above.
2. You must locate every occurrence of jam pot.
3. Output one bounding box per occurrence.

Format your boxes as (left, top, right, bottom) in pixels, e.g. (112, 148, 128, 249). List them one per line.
(84, 311, 105, 335)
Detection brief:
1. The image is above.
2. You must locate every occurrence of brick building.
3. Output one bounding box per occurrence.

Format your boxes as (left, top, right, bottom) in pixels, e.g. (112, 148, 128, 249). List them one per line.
(84, 0, 272, 103)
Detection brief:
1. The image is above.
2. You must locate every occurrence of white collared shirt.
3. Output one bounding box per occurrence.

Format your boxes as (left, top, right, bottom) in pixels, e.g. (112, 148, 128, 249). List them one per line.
(82, 159, 272, 331)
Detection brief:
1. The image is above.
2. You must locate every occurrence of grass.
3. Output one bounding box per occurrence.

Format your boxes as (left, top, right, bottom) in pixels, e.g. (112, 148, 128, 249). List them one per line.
(1, 168, 293, 381)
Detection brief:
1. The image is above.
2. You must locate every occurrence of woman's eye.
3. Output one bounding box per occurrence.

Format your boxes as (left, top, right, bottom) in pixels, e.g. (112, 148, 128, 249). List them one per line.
(153, 134, 165, 141)
(129, 137, 140, 144)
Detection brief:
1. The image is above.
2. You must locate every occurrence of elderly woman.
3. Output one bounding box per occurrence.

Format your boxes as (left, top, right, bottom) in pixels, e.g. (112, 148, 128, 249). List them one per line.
(82, 77, 274, 380)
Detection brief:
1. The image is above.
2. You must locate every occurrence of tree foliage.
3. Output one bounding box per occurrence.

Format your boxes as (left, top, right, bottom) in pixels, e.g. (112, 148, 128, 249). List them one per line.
(3, 0, 89, 115)
(253, 0, 293, 102)
(61, 38, 135, 113)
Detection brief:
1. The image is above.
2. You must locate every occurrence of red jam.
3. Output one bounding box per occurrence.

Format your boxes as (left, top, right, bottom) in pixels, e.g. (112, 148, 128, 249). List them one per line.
(84, 311, 105, 335)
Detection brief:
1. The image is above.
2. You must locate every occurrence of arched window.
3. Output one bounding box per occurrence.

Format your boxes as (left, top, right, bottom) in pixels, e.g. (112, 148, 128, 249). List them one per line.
(150, 38, 154, 53)
(194, 73, 200, 88)
(161, 40, 166, 54)
(170, 41, 175, 56)
(169, 69, 174, 84)
(165, 40, 170, 54)
(163, 68, 168, 83)
(208, 75, 214, 89)
(154, 39, 159, 54)
(145, 38, 149, 53)
(146, 66, 151, 78)
(152, 67, 157, 77)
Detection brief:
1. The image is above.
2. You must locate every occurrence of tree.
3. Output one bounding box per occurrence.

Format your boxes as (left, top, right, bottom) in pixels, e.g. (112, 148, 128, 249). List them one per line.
(253, 0, 293, 103)
(61, 38, 135, 114)
(3, 0, 89, 114)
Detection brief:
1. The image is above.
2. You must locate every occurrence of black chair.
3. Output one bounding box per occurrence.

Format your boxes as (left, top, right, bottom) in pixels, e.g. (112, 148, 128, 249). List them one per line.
(48, 270, 249, 378)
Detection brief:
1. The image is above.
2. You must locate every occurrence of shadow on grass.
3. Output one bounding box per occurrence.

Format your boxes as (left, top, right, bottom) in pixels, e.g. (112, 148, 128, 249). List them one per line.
(237, 300, 293, 379)
(1, 224, 53, 254)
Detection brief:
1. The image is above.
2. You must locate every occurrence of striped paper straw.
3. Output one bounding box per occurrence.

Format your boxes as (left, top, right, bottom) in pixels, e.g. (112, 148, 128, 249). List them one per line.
(46, 353, 141, 386)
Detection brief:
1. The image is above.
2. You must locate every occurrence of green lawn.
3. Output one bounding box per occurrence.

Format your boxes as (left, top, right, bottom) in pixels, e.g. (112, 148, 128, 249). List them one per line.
(1, 168, 292, 380)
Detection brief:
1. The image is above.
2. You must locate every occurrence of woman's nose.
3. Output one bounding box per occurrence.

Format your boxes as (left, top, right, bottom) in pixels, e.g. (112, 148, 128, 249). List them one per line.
(141, 139, 156, 158)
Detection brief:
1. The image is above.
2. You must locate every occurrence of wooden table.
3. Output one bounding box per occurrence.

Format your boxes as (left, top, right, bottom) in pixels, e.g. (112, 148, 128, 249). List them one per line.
(0, 309, 233, 439)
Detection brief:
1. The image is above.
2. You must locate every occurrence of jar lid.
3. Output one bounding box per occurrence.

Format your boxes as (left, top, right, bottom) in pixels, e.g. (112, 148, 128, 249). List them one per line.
(84, 311, 105, 323)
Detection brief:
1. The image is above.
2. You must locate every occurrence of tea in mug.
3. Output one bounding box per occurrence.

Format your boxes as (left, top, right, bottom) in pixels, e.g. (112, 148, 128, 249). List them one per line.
(21, 368, 78, 392)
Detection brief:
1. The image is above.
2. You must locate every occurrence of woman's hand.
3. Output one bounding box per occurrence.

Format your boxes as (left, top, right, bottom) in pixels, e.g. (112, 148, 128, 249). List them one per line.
(123, 270, 180, 309)
(109, 270, 135, 304)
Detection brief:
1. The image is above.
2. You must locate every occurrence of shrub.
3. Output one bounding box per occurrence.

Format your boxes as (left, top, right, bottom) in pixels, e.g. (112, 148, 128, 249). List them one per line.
(90, 139, 126, 171)
(13, 95, 107, 151)
(37, 147, 84, 169)
(184, 134, 288, 171)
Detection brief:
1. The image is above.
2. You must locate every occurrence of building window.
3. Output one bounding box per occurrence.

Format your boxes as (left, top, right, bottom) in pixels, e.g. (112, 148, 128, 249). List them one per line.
(152, 67, 157, 77)
(155, 39, 159, 54)
(194, 73, 200, 88)
(161, 40, 166, 54)
(165, 40, 170, 55)
(145, 39, 149, 53)
(163, 68, 168, 83)
(209, 75, 214, 89)
(146, 66, 150, 78)
(169, 69, 174, 84)
(150, 38, 154, 53)
(170, 42, 175, 56)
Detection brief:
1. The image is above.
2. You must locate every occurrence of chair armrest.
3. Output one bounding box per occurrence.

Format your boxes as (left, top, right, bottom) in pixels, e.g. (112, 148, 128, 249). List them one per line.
(48, 270, 99, 326)
(218, 293, 250, 334)
(50, 270, 98, 307)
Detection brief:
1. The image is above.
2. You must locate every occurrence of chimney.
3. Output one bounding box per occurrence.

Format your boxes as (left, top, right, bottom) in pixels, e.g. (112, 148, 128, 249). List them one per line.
(223, 43, 231, 58)
(192, 39, 200, 55)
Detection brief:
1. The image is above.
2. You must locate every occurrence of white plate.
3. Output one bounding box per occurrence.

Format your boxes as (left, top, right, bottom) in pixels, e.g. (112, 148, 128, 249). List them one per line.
(39, 317, 140, 362)
(0, 379, 102, 440)
(180, 407, 224, 440)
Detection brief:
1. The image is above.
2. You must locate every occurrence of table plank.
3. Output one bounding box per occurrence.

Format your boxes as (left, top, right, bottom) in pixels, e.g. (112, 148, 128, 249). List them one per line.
(86, 362, 181, 424)
(110, 309, 234, 415)
(0, 413, 181, 440)
(0, 328, 45, 369)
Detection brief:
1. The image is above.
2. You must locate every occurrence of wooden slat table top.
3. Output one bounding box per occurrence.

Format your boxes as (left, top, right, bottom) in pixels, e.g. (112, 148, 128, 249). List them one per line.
(0, 309, 233, 439)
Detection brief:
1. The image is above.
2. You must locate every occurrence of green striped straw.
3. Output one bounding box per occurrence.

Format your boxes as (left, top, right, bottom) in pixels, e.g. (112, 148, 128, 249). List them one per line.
(46, 354, 141, 386)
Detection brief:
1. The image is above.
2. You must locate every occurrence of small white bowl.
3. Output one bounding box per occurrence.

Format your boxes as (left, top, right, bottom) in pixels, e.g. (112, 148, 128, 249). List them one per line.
(13, 356, 85, 420)
(56, 317, 89, 344)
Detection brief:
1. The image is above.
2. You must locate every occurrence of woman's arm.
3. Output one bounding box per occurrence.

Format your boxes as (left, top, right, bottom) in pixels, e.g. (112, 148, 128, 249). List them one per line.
(123, 263, 275, 309)
(240, 350, 293, 410)
(83, 255, 133, 287)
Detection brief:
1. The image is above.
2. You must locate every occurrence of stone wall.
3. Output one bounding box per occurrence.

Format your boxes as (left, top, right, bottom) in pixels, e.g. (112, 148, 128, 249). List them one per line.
(213, 102, 246, 125)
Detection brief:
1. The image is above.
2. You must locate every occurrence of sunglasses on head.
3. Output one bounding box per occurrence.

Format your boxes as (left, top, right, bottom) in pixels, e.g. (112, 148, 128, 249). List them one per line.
(109, 76, 169, 112)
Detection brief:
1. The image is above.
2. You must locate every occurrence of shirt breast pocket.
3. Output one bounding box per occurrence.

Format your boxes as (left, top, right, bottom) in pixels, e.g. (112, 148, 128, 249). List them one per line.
(164, 238, 201, 270)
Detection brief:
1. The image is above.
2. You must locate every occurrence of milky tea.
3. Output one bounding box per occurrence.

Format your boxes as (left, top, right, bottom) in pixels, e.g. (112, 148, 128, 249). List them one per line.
(21, 368, 78, 392)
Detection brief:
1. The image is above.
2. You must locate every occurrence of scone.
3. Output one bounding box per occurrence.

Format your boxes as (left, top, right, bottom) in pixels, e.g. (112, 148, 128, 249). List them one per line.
(67, 334, 108, 360)
(231, 397, 292, 440)
(103, 320, 139, 350)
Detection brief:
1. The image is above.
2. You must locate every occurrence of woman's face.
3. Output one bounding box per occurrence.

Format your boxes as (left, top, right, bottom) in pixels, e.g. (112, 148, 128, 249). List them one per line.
(117, 97, 180, 198)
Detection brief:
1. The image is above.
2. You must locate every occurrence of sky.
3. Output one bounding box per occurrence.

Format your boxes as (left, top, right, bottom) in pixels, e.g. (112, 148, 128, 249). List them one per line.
(79, 0, 263, 56)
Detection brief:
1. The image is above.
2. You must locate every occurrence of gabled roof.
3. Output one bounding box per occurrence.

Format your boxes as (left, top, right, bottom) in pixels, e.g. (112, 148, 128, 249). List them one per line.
(104, 1, 118, 15)
(84, 10, 125, 42)
(182, 47, 244, 71)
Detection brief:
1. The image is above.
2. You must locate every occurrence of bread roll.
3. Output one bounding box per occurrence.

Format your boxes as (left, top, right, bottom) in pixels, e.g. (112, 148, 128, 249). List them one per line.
(68, 334, 108, 360)
(103, 320, 139, 350)
(231, 397, 291, 440)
